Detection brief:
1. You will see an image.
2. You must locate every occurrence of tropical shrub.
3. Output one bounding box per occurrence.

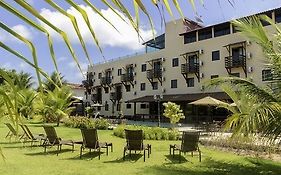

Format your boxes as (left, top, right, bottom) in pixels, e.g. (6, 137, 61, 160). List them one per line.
(35, 86, 74, 126)
(64, 116, 110, 130)
(113, 125, 181, 140)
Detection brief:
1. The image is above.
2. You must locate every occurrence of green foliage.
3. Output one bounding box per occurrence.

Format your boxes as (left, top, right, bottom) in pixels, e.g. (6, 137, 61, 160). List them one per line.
(163, 102, 185, 125)
(35, 86, 74, 126)
(17, 89, 37, 119)
(64, 116, 109, 130)
(113, 125, 180, 140)
(42, 72, 67, 92)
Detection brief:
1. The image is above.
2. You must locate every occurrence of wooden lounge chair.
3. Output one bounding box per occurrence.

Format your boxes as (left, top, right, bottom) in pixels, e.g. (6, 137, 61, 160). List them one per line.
(170, 131, 201, 163)
(80, 128, 113, 159)
(4, 123, 23, 139)
(123, 129, 151, 162)
(20, 124, 46, 146)
(43, 126, 74, 156)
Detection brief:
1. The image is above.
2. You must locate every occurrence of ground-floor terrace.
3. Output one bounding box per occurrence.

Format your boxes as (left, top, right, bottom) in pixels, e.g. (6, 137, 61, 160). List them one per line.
(87, 92, 232, 124)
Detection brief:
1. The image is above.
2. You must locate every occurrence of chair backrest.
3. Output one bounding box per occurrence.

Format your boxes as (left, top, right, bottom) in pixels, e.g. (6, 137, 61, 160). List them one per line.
(80, 128, 99, 149)
(181, 131, 200, 152)
(124, 129, 143, 150)
(5, 123, 17, 135)
(43, 126, 59, 144)
(23, 125, 35, 139)
(19, 124, 32, 139)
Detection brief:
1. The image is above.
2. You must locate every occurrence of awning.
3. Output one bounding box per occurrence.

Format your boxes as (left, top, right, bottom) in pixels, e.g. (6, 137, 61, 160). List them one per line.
(126, 92, 230, 103)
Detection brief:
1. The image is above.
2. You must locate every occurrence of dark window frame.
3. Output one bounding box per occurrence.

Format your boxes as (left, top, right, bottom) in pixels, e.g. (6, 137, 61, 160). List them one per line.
(187, 78, 194, 87)
(140, 104, 147, 109)
(212, 50, 220, 61)
(125, 85, 131, 92)
(171, 79, 177, 88)
(104, 87, 109, 93)
(126, 103, 132, 109)
(214, 23, 230, 37)
(172, 57, 179, 67)
(117, 69, 122, 76)
(211, 75, 219, 79)
(152, 82, 158, 90)
(98, 73, 102, 79)
(262, 69, 273, 81)
(184, 31, 197, 44)
(141, 64, 147, 72)
(140, 83, 146, 91)
(198, 27, 212, 41)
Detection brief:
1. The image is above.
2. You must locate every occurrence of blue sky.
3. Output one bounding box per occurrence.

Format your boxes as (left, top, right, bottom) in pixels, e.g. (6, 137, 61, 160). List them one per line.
(0, 0, 281, 84)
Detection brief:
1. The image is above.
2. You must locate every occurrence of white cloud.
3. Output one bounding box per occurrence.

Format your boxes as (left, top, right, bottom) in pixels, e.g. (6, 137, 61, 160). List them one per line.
(12, 25, 33, 41)
(19, 62, 29, 71)
(1, 62, 12, 70)
(57, 56, 68, 63)
(39, 5, 154, 50)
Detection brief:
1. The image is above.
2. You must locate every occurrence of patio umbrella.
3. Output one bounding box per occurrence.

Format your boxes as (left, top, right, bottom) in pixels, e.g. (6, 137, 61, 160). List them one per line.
(189, 96, 227, 122)
(189, 96, 228, 106)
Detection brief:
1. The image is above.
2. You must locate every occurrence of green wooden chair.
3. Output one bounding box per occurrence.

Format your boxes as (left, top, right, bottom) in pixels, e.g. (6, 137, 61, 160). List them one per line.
(170, 131, 201, 162)
(80, 128, 112, 159)
(43, 125, 74, 156)
(123, 129, 151, 162)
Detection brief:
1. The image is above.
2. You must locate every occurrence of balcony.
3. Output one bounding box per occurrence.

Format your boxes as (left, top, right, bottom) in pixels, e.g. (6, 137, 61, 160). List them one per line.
(146, 69, 162, 79)
(91, 94, 97, 102)
(110, 92, 122, 102)
(181, 63, 199, 74)
(225, 55, 246, 68)
(100, 77, 112, 86)
(121, 73, 134, 82)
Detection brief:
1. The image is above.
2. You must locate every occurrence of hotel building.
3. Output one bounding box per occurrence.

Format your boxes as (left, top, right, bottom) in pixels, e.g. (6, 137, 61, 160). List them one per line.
(83, 8, 280, 123)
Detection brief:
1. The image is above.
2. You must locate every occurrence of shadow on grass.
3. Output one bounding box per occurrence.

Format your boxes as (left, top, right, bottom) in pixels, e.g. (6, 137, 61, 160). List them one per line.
(24, 149, 74, 156)
(103, 154, 143, 163)
(164, 154, 188, 164)
(66, 151, 105, 160)
(142, 157, 281, 175)
(0, 141, 22, 145)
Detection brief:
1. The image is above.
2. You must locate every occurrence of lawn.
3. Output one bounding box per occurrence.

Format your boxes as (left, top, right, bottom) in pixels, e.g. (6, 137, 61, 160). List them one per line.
(0, 123, 281, 175)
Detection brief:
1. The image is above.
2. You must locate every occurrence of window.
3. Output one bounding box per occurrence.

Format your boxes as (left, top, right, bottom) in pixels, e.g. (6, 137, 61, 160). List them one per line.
(230, 73, 240, 77)
(141, 64, 147, 72)
(140, 104, 147, 109)
(184, 31, 196, 44)
(152, 82, 158, 90)
(187, 78, 194, 87)
(126, 103, 132, 109)
(211, 75, 219, 79)
(172, 58, 179, 67)
(117, 69, 122, 76)
(214, 23, 230, 37)
(198, 27, 212, 41)
(105, 102, 109, 111)
(104, 87, 109, 93)
(98, 72, 102, 79)
(140, 83, 146, 91)
(212, 50, 220, 61)
(262, 69, 273, 81)
(275, 9, 281, 23)
(125, 85, 131, 92)
(171, 79, 177, 88)
(97, 106, 101, 111)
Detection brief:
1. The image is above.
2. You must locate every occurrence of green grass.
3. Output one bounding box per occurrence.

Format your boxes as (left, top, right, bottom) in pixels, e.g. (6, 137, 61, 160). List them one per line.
(0, 123, 281, 175)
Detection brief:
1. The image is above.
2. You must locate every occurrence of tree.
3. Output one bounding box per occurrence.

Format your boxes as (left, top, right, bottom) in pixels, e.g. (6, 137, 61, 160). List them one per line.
(209, 15, 281, 142)
(163, 102, 185, 128)
(35, 86, 75, 126)
(17, 89, 37, 119)
(42, 72, 67, 92)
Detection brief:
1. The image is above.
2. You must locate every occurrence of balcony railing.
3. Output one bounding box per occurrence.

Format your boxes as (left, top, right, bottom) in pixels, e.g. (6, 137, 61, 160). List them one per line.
(181, 63, 199, 74)
(121, 73, 134, 82)
(146, 69, 162, 79)
(82, 79, 93, 87)
(225, 55, 246, 68)
(100, 77, 112, 85)
(91, 94, 97, 102)
(110, 92, 122, 101)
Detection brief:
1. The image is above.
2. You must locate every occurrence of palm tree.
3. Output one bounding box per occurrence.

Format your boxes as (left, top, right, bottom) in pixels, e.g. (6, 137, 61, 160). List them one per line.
(209, 15, 281, 142)
(17, 89, 37, 119)
(42, 72, 67, 92)
(14, 71, 34, 89)
(35, 86, 75, 126)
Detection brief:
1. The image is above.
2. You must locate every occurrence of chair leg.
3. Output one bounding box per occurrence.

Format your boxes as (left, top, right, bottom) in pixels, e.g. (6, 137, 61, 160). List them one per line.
(111, 144, 113, 152)
(98, 147, 101, 160)
(172, 148, 175, 158)
(106, 146, 108, 156)
(169, 146, 171, 155)
(199, 150, 202, 162)
(144, 149, 146, 162)
(57, 144, 60, 156)
(149, 145, 151, 154)
(148, 149, 150, 158)
(191, 152, 193, 157)
(129, 150, 131, 158)
(123, 148, 126, 160)
(72, 144, 74, 153)
(80, 146, 83, 159)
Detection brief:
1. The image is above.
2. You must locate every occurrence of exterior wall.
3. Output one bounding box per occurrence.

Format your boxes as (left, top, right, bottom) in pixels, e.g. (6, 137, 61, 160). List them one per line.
(86, 12, 279, 117)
